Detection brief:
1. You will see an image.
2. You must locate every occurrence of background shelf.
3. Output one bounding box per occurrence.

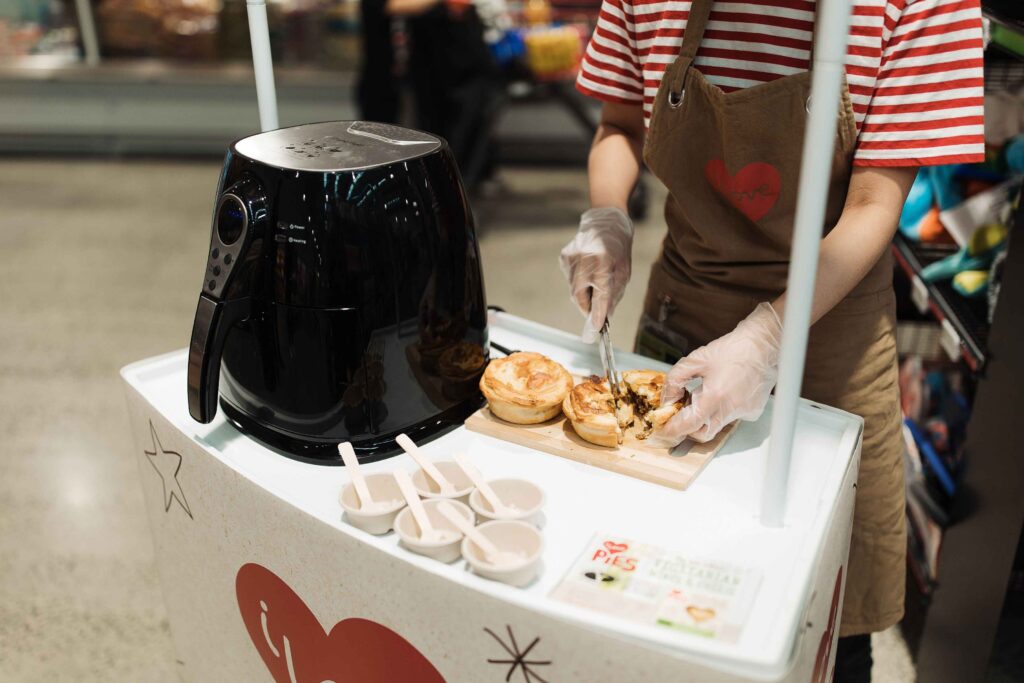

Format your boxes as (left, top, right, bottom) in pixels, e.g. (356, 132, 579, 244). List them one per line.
(891, 233, 989, 372)
(984, 0, 1024, 59)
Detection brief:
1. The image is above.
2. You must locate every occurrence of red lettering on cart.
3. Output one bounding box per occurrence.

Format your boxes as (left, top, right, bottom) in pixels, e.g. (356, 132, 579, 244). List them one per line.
(591, 547, 639, 571)
(603, 540, 629, 554)
(811, 567, 844, 683)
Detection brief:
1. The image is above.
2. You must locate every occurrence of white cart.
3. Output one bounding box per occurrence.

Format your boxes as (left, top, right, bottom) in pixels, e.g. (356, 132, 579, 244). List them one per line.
(122, 311, 861, 682)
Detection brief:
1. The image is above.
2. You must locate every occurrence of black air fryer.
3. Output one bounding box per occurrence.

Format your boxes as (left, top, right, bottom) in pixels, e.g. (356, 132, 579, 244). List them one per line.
(187, 121, 488, 463)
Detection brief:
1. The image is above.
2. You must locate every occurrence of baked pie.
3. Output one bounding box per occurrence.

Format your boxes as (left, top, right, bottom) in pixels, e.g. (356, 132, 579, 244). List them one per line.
(561, 377, 628, 447)
(480, 352, 574, 424)
(563, 370, 685, 447)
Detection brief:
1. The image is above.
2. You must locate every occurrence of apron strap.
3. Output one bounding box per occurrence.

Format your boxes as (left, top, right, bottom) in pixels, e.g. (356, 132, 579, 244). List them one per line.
(664, 0, 713, 101)
(679, 0, 714, 60)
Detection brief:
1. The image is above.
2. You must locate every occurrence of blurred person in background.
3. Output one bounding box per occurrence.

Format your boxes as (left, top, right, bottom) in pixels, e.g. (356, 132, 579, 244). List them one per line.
(386, 0, 500, 190)
(559, 0, 986, 680)
(356, 0, 401, 122)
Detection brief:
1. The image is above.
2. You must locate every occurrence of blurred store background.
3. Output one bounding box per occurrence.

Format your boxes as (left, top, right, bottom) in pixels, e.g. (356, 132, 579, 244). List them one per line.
(0, 2, 651, 678)
(0, 0, 615, 162)
(2, 0, 1024, 681)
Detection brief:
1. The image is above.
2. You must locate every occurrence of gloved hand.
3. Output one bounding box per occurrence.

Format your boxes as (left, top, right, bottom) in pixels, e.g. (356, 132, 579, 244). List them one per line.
(559, 207, 634, 343)
(653, 302, 783, 445)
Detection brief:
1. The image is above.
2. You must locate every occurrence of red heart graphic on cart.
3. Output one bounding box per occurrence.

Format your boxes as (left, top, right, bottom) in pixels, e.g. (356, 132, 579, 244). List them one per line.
(811, 567, 844, 683)
(236, 563, 444, 683)
(704, 159, 781, 222)
(603, 541, 629, 555)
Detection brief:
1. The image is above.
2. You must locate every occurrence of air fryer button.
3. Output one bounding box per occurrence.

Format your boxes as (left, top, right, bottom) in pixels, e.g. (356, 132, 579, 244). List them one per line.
(213, 266, 221, 276)
(211, 248, 219, 259)
(224, 253, 232, 265)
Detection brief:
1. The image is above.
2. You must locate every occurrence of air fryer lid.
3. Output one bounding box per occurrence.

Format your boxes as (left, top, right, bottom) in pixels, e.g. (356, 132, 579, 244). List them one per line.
(233, 121, 443, 173)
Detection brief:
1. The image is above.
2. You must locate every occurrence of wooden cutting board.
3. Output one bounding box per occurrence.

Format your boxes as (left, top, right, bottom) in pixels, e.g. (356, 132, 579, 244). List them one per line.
(465, 407, 738, 490)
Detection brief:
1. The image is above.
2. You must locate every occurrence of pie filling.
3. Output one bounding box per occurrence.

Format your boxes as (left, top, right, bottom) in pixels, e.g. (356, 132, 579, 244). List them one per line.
(572, 373, 675, 443)
(625, 386, 657, 440)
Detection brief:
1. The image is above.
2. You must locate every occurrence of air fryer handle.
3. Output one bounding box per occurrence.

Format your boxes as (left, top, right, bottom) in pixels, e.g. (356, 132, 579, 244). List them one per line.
(187, 295, 250, 423)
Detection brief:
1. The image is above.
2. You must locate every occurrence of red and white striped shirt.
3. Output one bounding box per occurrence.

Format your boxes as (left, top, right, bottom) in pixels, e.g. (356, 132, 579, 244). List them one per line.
(577, 0, 986, 165)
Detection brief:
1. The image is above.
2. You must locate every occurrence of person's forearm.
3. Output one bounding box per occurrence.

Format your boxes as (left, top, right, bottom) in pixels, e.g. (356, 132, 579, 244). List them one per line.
(587, 102, 645, 212)
(773, 202, 896, 323)
(588, 123, 642, 211)
(772, 167, 917, 323)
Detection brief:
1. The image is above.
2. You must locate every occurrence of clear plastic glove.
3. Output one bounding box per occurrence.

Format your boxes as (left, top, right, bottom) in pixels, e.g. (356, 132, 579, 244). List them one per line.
(559, 207, 633, 343)
(652, 302, 783, 445)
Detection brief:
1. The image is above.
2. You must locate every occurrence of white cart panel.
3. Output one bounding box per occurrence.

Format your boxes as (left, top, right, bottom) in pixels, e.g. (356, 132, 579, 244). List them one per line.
(122, 312, 861, 682)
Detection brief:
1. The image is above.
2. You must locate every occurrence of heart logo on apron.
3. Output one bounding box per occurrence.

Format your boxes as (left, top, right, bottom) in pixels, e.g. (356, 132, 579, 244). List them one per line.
(704, 159, 781, 222)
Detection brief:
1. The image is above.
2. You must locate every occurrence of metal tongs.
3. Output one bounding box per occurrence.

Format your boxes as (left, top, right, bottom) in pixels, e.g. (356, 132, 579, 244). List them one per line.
(598, 320, 624, 410)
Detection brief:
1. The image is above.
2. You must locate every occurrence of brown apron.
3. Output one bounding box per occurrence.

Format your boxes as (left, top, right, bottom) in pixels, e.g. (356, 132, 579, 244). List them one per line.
(636, 0, 905, 636)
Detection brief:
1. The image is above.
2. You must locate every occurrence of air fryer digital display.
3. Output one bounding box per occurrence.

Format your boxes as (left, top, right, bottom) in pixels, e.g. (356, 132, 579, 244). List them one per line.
(216, 195, 247, 245)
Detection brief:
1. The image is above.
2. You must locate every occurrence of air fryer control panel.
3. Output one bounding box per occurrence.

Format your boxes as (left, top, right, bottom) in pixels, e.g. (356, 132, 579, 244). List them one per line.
(203, 176, 267, 300)
(274, 220, 309, 246)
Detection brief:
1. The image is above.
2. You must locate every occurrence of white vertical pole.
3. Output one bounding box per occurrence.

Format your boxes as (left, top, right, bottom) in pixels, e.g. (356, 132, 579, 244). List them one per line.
(73, 0, 101, 65)
(246, 0, 280, 132)
(760, 0, 856, 527)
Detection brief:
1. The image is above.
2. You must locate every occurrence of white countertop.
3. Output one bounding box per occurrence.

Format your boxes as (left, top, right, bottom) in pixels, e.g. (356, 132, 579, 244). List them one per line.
(122, 311, 862, 680)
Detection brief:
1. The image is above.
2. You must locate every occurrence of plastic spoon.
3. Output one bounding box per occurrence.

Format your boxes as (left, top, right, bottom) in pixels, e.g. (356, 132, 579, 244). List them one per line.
(394, 469, 452, 543)
(396, 433, 456, 496)
(438, 502, 502, 564)
(439, 502, 527, 568)
(339, 442, 385, 512)
(453, 452, 517, 519)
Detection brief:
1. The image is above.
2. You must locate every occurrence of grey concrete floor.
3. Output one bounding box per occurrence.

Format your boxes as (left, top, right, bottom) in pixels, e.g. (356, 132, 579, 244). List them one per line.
(0, 159, 914, 681)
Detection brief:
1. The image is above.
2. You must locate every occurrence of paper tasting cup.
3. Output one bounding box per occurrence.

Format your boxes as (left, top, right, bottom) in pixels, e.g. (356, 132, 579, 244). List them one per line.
(462, 520, 543, 587)
(395, 498, 475, 563)
(411, 460, 475, 503)
(339, 473, 405, 535)
(468, 478, 545, 525)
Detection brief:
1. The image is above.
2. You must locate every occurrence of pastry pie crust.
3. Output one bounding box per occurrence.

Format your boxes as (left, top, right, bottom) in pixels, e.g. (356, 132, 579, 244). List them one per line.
(563, 370, 687, 446)
(562, 377, 623, 447)
(480, 352, 574, 424)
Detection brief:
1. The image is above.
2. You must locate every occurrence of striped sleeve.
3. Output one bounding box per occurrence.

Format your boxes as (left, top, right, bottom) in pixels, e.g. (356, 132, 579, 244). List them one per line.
(853, 0, 986, 166)
(576, 0, 645, 104)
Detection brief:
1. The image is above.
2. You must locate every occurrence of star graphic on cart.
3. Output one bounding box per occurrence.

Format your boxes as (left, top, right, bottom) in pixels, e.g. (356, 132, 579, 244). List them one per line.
(484, 626, 551, 683)
(144, 421, 193, 519)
